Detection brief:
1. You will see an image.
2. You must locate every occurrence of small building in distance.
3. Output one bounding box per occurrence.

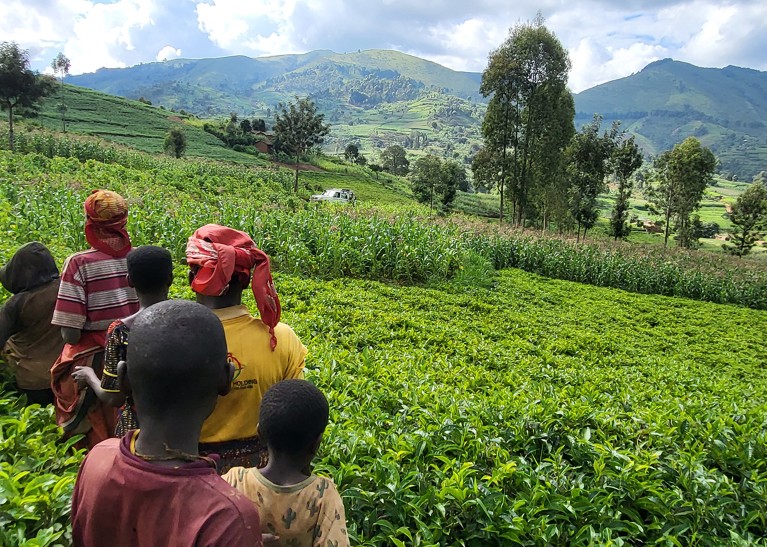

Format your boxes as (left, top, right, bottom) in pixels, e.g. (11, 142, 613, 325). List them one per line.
(254, 131, 274, 155)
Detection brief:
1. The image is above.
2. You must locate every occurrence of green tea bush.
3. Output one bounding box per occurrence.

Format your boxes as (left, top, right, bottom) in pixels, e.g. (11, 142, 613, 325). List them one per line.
(0, 374, 83, 547)
(1, 255, 767, 545)
(282, 272, 767, 546)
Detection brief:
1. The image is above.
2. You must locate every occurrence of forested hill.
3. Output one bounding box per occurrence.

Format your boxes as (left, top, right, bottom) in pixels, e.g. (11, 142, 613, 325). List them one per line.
(67, 52, 767, 179)
(66, 49, 483, 115)
(573, 59, 767, 180)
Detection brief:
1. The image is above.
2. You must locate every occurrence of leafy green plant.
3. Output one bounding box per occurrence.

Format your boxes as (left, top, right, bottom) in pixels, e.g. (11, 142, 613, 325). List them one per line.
(285, 271, 767, 545)
(0, 373, 84, 547)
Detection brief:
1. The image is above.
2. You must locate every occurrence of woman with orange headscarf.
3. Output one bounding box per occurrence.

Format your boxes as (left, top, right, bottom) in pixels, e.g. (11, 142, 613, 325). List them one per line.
(51, 189, 139, 449)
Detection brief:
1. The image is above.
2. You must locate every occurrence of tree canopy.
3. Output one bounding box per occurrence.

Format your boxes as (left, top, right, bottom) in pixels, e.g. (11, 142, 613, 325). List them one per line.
(409, 155, 463, 214)
(478, 14, 574, 225)
(273, 96, 330, 192)
(344, 143, 360, 163)
(0, 42, 55, 150)
(650, 137, 717, 248)
(51, 52, 71, 132)
(381, 145, 410, 176)
(566, 116, 617, 241)
(723, 181, 767, 257)
(609, 132, 643, 240)
(163, 127, 187, 159)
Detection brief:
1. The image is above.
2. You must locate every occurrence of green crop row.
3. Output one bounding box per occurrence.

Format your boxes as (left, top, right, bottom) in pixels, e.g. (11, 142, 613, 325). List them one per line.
(0, 130, 294, 198)
(2, 148, 767, 309)
(463, 232, 767, 309)
(0, 152, 462, 284)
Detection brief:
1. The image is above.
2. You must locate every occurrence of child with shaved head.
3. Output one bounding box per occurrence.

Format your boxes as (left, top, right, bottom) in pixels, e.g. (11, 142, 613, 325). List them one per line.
(72, 245, 174, 437)
(224, 380, 350, 547)
(71, 300, 263, 547)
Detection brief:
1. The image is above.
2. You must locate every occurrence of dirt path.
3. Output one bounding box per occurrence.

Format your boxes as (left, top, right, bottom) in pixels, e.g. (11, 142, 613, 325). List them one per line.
(274, 162, 325, 172)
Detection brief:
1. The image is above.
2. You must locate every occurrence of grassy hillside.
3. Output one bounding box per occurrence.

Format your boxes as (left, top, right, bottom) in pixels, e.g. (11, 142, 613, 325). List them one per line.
(35, 85, 268, 164)
(574, 59, 767, 179)
(24, 84, 759, 259)
(69, 51, 767, 180)
(321, 49, 481, 99)
(67, 49, 483, 113)
(66, 50, 487, 168)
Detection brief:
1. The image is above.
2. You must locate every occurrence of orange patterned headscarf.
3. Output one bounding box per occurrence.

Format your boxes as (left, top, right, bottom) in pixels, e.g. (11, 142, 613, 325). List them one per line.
(84, 190, 131, 258)
(186, 224, 281, 350)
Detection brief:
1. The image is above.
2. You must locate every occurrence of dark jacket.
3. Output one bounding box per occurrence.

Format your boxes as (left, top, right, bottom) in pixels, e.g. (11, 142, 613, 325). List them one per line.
(0, 242, 64, 390)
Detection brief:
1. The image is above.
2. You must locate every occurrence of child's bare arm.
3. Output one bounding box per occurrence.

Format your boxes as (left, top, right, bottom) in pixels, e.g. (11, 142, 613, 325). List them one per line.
(61, 327, 82, 345)
(72, 366, 125, 407)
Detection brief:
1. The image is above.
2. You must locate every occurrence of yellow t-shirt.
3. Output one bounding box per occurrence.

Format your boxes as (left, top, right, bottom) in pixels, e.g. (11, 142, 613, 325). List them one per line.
(222, 467, 350, 547)
(200, 305, 307, 443)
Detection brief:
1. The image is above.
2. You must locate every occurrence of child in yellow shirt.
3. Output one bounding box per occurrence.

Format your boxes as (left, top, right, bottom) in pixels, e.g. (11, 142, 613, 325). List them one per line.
(223, 380, 350, 547)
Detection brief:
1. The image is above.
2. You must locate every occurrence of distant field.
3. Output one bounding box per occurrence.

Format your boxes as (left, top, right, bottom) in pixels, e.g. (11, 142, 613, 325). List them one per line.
(599, 177, 752, 235)
(305, 158, 416, 205)
(24, 83, 762, 258)
(323, 94, 483, 166)
(35, 85, 267, 165)
(453, 191, 500, 218)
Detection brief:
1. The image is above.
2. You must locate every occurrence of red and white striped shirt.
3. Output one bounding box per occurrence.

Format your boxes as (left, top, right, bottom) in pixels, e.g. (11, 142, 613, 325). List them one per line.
(52, 249, 139, 332)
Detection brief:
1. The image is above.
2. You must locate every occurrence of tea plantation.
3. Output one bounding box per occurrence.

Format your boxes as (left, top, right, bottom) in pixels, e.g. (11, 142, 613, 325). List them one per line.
(1, 137, 766, 545)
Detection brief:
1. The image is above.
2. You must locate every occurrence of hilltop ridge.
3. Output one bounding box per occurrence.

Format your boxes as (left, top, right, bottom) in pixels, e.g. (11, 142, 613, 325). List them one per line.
(573, 59, 767, 178)
(66, 51, 767, 179)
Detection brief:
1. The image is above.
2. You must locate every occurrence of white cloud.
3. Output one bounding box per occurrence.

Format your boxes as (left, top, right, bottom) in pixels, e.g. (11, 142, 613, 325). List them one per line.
(678, 3, 767, 68)
(156, 45, 182, 61)
(409, 17, 506, 73)
(195, 0, 297, 51)
(0, 0, 158, 74)
(3, 0, 766, 89)
(569, 39, 667, 92)
(550, 0, 767, 91)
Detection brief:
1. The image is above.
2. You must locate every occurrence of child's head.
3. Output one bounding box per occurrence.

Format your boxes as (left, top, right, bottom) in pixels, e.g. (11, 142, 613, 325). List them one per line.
(127, 245, 173, 294)
(122, 300, 233, 422)
(259, 379, 329, 458)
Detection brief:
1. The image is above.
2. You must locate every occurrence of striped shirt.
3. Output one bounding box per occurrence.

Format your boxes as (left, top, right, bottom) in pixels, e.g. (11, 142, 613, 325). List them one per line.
(52, 249, 139, 332)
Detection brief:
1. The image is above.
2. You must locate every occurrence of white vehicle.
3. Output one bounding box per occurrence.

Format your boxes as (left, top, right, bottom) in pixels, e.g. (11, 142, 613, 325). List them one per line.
(310, 188, 356, 203)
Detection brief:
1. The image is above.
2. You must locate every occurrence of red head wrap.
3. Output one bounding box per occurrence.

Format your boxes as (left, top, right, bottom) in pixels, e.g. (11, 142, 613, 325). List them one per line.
(186, 224, 281, 350)
(84, 189, 131, 258)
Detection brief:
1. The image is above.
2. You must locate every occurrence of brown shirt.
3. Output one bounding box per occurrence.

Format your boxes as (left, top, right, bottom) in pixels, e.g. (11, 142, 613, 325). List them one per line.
(1, 280, 64, 390)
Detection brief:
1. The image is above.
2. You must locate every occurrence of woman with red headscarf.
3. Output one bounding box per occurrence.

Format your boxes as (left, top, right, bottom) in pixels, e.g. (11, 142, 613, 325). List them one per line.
(186, 224, 307, 473)
(51, 189, 139, 448)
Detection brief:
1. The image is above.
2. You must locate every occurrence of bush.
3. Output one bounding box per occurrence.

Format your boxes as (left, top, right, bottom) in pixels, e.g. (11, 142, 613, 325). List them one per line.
(0, 373, 83, 546)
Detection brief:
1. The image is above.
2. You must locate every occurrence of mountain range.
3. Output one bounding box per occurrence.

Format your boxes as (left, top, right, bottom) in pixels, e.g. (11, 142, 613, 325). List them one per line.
(574, 59, 767, 180)
(66, 50, 767, 179)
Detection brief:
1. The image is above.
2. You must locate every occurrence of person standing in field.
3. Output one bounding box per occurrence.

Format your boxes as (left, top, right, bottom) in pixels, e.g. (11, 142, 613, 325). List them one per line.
(186, 224, 307, 473)
(224, 380, 350, 547)
(70, 300, 264, 547)
(51, 189, 139, 448)
(71, 245, 173, 437)
(0, 242, 64, 406)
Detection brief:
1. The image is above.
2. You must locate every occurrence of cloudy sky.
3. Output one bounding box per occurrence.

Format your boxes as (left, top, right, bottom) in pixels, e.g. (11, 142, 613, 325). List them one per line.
(3, 0, 766, 92)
